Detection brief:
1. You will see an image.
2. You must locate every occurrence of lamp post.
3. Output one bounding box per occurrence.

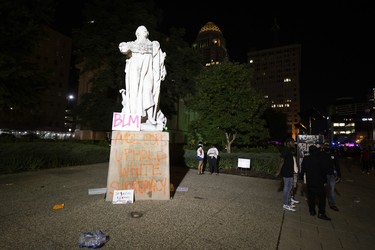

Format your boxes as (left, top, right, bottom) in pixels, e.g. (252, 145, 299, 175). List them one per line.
(66, 94, 75, 133)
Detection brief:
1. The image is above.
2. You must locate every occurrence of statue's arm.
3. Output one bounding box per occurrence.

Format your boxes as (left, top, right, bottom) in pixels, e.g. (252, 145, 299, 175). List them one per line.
(160, 52, 167, 80)
(119, 42, 130, 55)
(152, 41, 167, 79)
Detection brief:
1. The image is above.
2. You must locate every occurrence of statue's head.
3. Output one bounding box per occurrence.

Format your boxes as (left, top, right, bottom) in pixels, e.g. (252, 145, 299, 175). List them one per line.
(135, 25, 149, 39)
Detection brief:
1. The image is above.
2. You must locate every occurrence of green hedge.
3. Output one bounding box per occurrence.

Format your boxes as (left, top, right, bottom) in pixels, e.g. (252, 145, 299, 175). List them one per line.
(0, 141, 280, 177)
(184, 149, 279, 175)
(0, 141, 110, 174)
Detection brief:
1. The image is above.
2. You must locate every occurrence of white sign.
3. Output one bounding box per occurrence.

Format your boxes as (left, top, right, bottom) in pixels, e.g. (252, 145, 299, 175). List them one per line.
(112, 189, 134, 204)
(238, 158, 251, 169)
(112, 112, 140, 131)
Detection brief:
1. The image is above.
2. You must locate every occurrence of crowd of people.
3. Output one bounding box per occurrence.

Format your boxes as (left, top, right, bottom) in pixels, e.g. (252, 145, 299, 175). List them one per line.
(196, 139, 371, 222)
(276, 139, 344, 221)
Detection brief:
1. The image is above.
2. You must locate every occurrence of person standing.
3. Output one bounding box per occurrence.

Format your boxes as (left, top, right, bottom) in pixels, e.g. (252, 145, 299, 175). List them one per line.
(277, 151, 300, 205)
(321, 144, 341, 212)
(196, 143, 204, 175)
(291, 154, 300, 204)
(276, 138, 299, 212)
(360, 145, 371, 175)
(300, 145, 331, 220)
(207, 144, 219, 175)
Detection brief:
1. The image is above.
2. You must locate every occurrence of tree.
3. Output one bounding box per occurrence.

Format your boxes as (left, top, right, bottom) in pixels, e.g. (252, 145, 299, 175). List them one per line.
(187, 60, 270, 153)
(72, 0, 201, 130)
(158, 27, 203, 117)
(71, 0, 160, 130)
(262, 108, 289, 143)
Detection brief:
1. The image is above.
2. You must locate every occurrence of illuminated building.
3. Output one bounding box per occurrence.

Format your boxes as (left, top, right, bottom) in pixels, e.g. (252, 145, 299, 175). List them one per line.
(248, 45, 301, 139)
(193, 22, 227, 66)
(328, 97, 373, 146)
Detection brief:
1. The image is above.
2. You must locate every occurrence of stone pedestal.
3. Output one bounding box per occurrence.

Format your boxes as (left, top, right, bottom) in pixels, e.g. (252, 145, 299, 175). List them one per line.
(105, 131, 170, 201)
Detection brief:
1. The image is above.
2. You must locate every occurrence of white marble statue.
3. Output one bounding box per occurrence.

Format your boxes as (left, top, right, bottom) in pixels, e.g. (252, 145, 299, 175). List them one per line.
(119, 25, 167, 131)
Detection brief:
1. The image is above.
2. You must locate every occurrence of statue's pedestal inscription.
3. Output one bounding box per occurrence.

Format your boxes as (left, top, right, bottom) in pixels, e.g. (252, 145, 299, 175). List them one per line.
(106, 131, 170, 201)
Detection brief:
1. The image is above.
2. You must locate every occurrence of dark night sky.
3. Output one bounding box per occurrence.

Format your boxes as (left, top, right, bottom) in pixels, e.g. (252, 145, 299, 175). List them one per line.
(156, 1, 375, 114)
(55, 1, 375, 115)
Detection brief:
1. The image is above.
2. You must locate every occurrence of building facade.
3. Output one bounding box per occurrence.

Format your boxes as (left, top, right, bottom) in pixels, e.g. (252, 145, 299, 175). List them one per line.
(248, 44, 301, 139)
(32, 28, 72, 134)
(193, 21, 227, 66)
(327, 96, 374, 146)
(0, 27, 72, 137)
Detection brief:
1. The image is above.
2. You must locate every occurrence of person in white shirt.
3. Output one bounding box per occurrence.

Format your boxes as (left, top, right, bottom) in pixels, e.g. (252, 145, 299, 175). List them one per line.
(207, 144, 219, 175)
(196, 143, 204, 175)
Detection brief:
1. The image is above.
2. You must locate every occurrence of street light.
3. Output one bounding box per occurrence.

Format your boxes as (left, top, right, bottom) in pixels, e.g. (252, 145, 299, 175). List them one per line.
(67, 94, 74, 108)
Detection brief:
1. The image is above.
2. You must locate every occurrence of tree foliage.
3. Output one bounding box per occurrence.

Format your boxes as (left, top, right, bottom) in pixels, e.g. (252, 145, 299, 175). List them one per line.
(262, 108, 289, 143)
(159, 27, 203, 116)
(71, 0, 158, 130)
(187, 60, 270, 153)
(72, 0, 201, 130)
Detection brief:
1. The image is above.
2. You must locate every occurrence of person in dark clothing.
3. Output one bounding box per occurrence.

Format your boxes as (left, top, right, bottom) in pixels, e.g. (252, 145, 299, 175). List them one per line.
(299, 145, 331, 220)
(276, 138, 299, 212)
(207, 144, 219, 175)
(321, 144, 341, 211)
(360, 145, 371, 174)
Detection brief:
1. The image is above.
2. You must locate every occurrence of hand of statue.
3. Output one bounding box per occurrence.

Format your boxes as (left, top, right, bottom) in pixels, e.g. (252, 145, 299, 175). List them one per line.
(119, 42, 129, 54)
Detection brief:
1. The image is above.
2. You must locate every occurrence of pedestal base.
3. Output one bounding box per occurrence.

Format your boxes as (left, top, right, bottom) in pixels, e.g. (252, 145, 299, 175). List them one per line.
(105, 131, 170, 201)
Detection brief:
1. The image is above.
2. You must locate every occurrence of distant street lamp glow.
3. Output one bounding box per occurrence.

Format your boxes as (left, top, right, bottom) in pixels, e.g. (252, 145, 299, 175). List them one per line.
(67, 94, 75, 108)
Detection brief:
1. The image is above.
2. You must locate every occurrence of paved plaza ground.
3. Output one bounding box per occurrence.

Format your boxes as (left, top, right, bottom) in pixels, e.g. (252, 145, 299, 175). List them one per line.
(0, 156, 374, 249)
